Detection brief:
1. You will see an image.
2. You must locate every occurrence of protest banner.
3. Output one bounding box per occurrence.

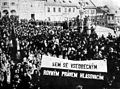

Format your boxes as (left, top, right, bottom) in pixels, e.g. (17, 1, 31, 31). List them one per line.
(41, 55, 107, 80)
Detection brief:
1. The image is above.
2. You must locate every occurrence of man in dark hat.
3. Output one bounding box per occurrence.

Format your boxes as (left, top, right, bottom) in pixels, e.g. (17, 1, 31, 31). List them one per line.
(76, 85, 83, 89)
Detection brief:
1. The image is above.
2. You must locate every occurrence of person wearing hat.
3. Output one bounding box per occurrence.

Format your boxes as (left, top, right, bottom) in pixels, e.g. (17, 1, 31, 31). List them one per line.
(76, 85, 83, 89)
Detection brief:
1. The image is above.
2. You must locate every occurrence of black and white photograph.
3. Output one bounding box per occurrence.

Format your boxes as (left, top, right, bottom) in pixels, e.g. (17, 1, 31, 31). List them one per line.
(0, 0, 120, 89)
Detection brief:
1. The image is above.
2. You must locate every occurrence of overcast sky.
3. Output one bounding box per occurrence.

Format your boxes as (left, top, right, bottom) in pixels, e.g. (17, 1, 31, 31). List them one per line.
(91, 0, 120, 7)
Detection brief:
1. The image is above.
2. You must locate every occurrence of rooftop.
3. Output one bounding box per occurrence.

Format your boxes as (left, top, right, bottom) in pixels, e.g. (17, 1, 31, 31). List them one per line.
(83, 0, 96, 9)
(44, 0, 81, 7)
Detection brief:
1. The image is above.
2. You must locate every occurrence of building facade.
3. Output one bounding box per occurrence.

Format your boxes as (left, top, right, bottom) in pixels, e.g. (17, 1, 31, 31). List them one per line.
(83, 0, 97, 25)
(115, 14, 120, 26)
(17, 0, 45, 20)
(0, 0, 19, 16)
(0, 0, 84, 21)
(96, 6, 109, 26)
(114, 9, 120, 26)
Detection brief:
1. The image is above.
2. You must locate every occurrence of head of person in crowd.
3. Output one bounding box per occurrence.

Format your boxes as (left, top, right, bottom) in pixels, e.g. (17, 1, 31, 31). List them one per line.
(76, 85, 83, 89)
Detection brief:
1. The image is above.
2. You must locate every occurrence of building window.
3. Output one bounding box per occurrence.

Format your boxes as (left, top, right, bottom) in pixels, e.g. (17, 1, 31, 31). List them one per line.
(69, 8, 71, 12)
(3, 10, 9, 15)
(3, 2, 8, 6)
(69, 0, 72, 3)
(73, 8, 75, 12)
(11, 2, 15, 6)
(108, 16, 110, 20)
(11, 10, 16, 13)
(58, 8, 61, 12)
(63, 0, 65, 3)
(91, 10, 94, 14)
(112, 16, 114, 20)
(87, 10, 89, 14)
(53, 7, 56, 12)
(78, 2, 82, 5)
(65, 8, 67, 12)
(11, 10, 16, 15)
(48, 17, 51, 21)
(86, 2, 89, 5)
(48, 7, 50, 12)
(85, 10, 88, 14)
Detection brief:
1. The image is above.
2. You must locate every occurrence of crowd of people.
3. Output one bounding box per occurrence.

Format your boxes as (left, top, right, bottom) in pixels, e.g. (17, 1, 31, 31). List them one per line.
(0, 14, 120, 89)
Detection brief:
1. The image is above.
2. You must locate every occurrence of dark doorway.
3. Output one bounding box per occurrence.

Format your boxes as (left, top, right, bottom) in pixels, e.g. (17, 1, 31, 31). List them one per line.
(31, 14, 35, 19)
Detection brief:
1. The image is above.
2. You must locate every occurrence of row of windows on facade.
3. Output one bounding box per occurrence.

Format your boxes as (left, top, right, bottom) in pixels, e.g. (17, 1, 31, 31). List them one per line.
(0, 9, 16, 16)
(0, 9, 16, 15)
(85, 9, 95, 14)
(2, 2, 15, 6)
(48, 7, 76, 13)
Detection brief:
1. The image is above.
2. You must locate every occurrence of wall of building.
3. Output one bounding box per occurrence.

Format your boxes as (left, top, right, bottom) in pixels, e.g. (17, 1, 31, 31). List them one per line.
(44, 5, 63, 21)
(44, 0, 80, 22)
(0, 0, 83, 21)
(0, 0, 19, 16)
(83, 0, 97, 25)
(84, 8, 96, 25)
(107, 14, 115, 24)
(115, 16, 120, 26)
(18, 0, 45, 20)
(84, 8, 96, 17)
